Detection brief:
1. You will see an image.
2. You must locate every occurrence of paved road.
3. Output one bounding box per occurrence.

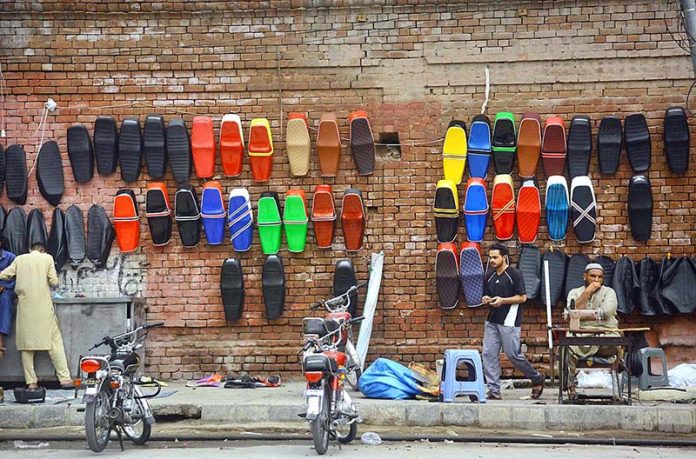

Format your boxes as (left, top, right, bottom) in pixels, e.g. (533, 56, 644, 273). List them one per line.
(2, 440, 695, 458)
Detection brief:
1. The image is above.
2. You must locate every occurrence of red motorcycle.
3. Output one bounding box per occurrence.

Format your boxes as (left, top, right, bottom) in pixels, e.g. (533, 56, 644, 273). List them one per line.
(301, 286, 365, 455)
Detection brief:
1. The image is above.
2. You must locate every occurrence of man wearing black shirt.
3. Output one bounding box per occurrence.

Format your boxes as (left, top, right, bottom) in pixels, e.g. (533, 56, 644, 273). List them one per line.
(481, 243, 545, 400)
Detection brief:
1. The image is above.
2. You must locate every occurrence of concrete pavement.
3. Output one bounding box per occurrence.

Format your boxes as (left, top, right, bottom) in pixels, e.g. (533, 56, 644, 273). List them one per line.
(0, 381, 695, 434)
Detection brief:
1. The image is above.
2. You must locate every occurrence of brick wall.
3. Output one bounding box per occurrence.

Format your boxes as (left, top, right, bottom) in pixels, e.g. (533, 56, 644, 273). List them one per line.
(1, 0, 694, 380)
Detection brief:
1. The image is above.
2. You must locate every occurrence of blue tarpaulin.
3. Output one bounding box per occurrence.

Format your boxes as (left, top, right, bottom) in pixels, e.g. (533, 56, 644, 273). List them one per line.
(358, 358, 422, 400)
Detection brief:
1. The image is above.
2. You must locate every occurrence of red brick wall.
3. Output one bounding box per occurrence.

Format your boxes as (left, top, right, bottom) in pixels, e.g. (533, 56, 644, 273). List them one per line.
(1, 1, 694, 380)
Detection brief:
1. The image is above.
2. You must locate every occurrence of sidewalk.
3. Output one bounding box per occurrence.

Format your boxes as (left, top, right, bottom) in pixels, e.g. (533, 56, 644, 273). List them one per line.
(1, 381, 694, 434)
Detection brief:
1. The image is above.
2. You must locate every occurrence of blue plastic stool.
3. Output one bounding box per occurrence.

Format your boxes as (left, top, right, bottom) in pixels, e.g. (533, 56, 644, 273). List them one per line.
(440, 349, 486, 403)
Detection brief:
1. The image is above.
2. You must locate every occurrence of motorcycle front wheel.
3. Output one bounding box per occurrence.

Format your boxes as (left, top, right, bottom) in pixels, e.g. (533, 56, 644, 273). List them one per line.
(123, 397, 152, 445)
(310, 383, 331, 455)
(85, 385, 111, 452)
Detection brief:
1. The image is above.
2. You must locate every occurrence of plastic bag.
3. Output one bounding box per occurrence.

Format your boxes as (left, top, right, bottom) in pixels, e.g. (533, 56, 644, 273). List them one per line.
(668, 363, 696, 388)
(577, 369, 612, 388)
(359, 358, 422, 400)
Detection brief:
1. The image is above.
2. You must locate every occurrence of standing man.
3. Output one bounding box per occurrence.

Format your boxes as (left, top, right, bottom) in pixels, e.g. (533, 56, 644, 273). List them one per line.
(0, 242, 73, 389)
(564, 263, 619, 399)
(0, 238, 17, 360)
(482, 243, 545, 400)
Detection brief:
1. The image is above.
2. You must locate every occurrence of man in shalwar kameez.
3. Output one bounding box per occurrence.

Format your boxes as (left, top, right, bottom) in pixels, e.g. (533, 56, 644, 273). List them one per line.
(0, 242, 73, 389)
(0, 238, 17, 361)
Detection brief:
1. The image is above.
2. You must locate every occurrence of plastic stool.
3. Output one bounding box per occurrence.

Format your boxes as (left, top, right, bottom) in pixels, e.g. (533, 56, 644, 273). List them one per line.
(622, 347, 670, 391)
(439, 349, 486, 403)
(638, 348, 669, 389)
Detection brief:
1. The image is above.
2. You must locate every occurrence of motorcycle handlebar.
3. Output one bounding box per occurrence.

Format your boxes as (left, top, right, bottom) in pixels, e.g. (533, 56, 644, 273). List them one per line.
(87, 322, 164, 350)
(145, 322, 165, 329)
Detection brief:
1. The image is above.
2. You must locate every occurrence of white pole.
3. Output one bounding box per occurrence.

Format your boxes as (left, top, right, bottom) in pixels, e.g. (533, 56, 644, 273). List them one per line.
(544, 259, 553, 349)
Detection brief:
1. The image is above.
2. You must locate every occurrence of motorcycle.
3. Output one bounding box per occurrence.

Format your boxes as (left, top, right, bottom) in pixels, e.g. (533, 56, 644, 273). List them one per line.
(309, 283, 366, 390)
(301, 293, 365, 455)
(78, 322, 163, 453)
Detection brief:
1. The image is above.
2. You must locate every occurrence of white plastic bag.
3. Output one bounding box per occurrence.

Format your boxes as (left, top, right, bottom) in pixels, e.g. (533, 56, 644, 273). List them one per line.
(577, 369, 612, 388)
(668, 363, 696, 388)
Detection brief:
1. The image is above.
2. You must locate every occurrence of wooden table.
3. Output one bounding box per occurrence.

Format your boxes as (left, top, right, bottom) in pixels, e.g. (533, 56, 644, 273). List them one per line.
(553, 327, 650, 405)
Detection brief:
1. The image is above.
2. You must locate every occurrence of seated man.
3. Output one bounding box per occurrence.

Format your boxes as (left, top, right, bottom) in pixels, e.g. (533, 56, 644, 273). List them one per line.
(565, 262, 619, 398)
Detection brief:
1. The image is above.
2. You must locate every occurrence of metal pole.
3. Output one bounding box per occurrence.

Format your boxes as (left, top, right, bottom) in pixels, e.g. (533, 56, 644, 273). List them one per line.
(544, 259, 554, 382)
(682, 0, 696, 75)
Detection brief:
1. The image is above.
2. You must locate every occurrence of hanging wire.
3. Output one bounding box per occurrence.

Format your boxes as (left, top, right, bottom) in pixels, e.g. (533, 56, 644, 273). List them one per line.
(0, 60, 6, 136)
(481, 66, 490, 115)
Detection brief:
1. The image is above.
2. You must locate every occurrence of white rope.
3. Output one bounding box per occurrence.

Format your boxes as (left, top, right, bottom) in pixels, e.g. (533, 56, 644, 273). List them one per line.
(481, 65, 490, 115)
(0, 60, 6, 137)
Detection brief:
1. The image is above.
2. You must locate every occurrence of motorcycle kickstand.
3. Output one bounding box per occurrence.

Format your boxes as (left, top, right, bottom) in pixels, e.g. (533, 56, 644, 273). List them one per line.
(116, 425, 125, 452)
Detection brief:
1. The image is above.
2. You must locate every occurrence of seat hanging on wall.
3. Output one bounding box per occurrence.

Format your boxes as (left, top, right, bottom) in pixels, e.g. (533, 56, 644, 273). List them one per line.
(545, 176, 569, 242)
(145, 182, 172, 246)
(5, 145, 28, 205)
(540, 249, 567, 307)
(564, 253, 590, 299)
(0, 206, 6, 241)
(541, 116, 567, 177)
(191, 116, 216, 179)
(516, 180, 540, 244)
(3, 207, 27, 256)
(463, 177, 488, 243)
(248, 118, 274, 181)
(36, 140, 65, 206)
(311, 185, 336, 249)
(628, 174, 652, 242)
(26, 208, 48, 248)
(257, 191, 282, 255)
(341, 188, 366, 251)
(201, 181, 226, 246)
(263, 254, 286, 320)
(167, 118, 192, 183)
(442, 120, 467, 185)
(228, 188, 253, 252)
(517, 245, 541, 301)
(65, 205, 86, 267)
(467, 115, 491, 178)
(87, 204, 115, 268)
(220, 114, 245, 177)
(349, 110, 376, 175)
(624, 113, 651, 173)
(613, 255, 639, 314)
(492, 112, 516, 174)
(66, 125, 94, 183)
(570, 176, 596, 244)
(566, 115, 592, 179)
(659, 256, 696, 314)
(0, 146, 6, 197)
(143, 114, 167, 179)
(174, 183, 201, 248)
(663, 107, 690, 174)
(221, 258, 244, 322)
(433, 179, 459, 243)
(597, 116, 622, 174)
(283, 188, 308, 253)
(459, 244, 484, 308)
(48, 207, 68, 272)
(94, 116, 118, 176)
(491, 174, 515, 241)
(113, 189, 140, 253)
(286, 113, 311, 177)
(317, 113, 341, 177)
(593, 255, 616, 289)
(436, 242, 460, 310)
(517, 112, 542, 179)
(118, 118, 143, 183)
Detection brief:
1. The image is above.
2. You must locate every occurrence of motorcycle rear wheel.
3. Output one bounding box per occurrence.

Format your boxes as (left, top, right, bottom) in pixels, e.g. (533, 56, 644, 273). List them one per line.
(336, 420, 357, 444)
(310, 384, 331, 455)
(85, 385, 111, 452)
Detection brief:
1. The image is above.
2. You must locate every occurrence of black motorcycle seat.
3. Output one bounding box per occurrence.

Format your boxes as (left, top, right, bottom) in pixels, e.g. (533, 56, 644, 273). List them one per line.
(303, 353, 338, 373)
(110, 353, 139, 373)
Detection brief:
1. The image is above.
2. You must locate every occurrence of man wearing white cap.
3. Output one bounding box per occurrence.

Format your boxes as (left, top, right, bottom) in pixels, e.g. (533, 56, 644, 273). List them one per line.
(564, 262, 619, 398)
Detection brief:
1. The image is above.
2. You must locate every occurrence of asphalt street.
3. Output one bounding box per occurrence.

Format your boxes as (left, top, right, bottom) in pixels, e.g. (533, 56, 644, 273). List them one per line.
(1, 440, 695, 458)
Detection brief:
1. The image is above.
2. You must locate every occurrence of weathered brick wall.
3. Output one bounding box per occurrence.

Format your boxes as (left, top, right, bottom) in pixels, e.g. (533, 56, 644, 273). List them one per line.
(0, 0, 694, 380)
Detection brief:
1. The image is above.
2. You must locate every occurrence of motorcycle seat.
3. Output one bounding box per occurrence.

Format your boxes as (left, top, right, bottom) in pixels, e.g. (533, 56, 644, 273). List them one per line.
(303, 353, 338, 373)
(110, 353, 140, 373)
